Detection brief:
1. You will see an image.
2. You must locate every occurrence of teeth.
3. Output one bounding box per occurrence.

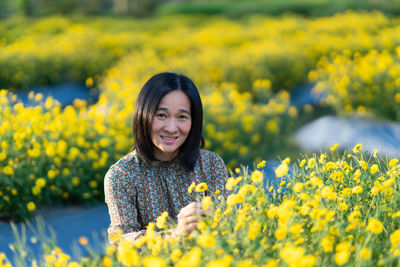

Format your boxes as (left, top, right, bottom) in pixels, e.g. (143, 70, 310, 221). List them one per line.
(162, 136, 177, 140)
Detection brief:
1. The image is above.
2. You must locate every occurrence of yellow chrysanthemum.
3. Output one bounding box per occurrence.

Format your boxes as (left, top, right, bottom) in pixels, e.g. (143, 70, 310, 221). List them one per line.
(195, 183, 208, 193)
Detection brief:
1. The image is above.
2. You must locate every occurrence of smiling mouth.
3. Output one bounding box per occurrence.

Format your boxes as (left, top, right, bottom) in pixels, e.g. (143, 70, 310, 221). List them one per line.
(161, 136, 178, 141)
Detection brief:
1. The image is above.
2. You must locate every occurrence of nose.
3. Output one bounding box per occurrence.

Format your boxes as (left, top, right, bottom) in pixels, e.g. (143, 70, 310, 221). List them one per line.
(164, 118, 178, 133)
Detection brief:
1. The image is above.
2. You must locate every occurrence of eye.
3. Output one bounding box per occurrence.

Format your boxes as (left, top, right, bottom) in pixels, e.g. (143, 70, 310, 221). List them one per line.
(178, 114, 190, 120)
(156, 113, 166, 119)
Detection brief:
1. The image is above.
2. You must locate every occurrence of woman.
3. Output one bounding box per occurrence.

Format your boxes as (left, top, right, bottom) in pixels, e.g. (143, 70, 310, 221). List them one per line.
(104, 72, 228, 243)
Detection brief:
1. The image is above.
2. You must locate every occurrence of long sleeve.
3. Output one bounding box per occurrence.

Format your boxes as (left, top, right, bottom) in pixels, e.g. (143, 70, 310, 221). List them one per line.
(210, 152, 229, 198)
(104, 165, 145, 244)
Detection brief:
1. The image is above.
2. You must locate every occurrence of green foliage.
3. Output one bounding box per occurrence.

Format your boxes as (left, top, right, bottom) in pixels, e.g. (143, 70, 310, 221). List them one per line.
(157, 0, 400, 17)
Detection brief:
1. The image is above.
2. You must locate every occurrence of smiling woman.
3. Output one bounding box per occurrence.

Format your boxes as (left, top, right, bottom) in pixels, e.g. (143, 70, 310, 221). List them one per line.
(151, 90, 192, 161)
(104, 72, 228, 243)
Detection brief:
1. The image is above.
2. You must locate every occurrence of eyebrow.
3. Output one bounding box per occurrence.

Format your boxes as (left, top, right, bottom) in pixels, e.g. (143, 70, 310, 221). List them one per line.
(157, 107, 191, 115)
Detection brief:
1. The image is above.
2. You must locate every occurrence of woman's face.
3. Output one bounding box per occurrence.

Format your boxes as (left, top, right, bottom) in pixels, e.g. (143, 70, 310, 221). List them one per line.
(151, 90, 192, 161)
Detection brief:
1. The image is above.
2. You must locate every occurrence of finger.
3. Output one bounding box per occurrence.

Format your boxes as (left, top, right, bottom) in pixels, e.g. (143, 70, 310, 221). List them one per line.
(181, 215, 200, 225)
(184, 222, 199, 233)
(179, 202, 198, 215)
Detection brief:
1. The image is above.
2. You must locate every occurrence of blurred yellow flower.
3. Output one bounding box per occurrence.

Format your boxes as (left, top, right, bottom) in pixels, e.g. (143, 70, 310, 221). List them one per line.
(27, 201, 36, 211)
(389, 158, 399, 167)
(275, 163, 288, 178)
(366, 218, 383, 234)
(275, 227, 287, 240)
(335, 250, 350, 266)
(257, 160, 266, 169)
(195, 183, 208, 193)
(188, 182, 196, 194)
(353, 143, 362, 153)
(251, 170, 263, 183)
(78, 236, 89, 246)
(176, 247, 202, 267)
(202, 196, 212, 210)
(142, 256, 166, 267)
(197, 233, 216, 248)
(171, 249, 182, 262)
(360, 247, 372, 260)
(330, 144, 339, 151)
(369, 164, 379, 174)
(156, 211, 168, 229)
(206, 255, 233, 267)
(352, 186, 363, 194)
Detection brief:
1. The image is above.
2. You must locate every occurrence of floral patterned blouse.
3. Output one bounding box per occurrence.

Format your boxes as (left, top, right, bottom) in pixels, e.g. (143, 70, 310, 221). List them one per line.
(104, 149, 228, 243)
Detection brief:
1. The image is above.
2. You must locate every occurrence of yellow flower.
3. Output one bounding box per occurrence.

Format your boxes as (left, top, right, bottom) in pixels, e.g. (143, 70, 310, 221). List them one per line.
(275, 227, 287, 240)
(206, 255, 233, 267)
(319, 154, 326, 163)
(321, 235, 334, 253)
(176, 247, 202, 267)
(360, 247, 372, 260)
(373, 149, 378, 158)
(202, 196, 212, 210)
(352, 186, 363, 194)
(257, 160, 266, 168)
(142, 256, 166, 267)
(389, 158, 399, 167)
(359, 161, 368, 170)
(251, 170, 263, 183)
(299, 159, 306, 168)
(248, 220, 261, 240)
(195, 183, 208, 193)
(188, 182, 196, 193)
(171, 249, 182, 262)
(85, 77, 94, 87)
(330, 143, 339, 151)
(117, 239, 140, 266)
(47, 169, 57, 179)
(369, 164, 379, 174)
(197, 233, 216, 248)
(78, 236, 89, 246)
(299, 255, 316, 267)
(67, 262, 81, 267)
(293, 182, 303, 193)
(353, 143, 362, 153)
(102, 256, 112, 267)
(36, 178, 46, 188)
(280, 244, 305, 266)
(275, 163, 288, 177)
(366, 218, 383, 234)
(307, 158, 316, 169)
(27, 201, 36, 211)
(335, 250, 350, 266)
(156, 211, 168, 229)
(390, 230, 400, 251)
(264, 259, 278, 267)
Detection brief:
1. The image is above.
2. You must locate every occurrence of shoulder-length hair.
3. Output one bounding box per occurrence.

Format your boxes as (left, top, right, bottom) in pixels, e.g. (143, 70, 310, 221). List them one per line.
(132, 72, 204, 171)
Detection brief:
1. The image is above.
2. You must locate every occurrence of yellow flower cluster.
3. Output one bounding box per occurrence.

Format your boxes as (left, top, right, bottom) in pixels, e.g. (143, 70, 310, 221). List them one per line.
(0, 90, 130, 219)
(312, 48, 400, 120)
(0, 16, 138, 89)
(3, 11, 400, 219)
(15, 148, 400, 266)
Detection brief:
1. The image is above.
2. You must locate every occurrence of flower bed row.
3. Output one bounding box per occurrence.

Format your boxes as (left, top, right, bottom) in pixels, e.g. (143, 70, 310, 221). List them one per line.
(2, 146, 400, 266)
(2, 11, 400, 219)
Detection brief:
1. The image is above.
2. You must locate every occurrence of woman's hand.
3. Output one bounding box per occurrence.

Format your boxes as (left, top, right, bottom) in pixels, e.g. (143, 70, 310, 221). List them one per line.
(174, 202, 207, 236)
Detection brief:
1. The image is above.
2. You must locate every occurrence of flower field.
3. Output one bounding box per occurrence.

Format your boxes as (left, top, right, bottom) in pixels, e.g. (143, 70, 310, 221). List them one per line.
(2, 146, 400, 266)
(1, 10, 400, 266)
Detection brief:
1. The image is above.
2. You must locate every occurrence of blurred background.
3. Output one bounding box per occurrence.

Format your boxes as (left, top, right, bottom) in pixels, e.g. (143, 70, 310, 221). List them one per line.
(1, 0, 400, 17)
